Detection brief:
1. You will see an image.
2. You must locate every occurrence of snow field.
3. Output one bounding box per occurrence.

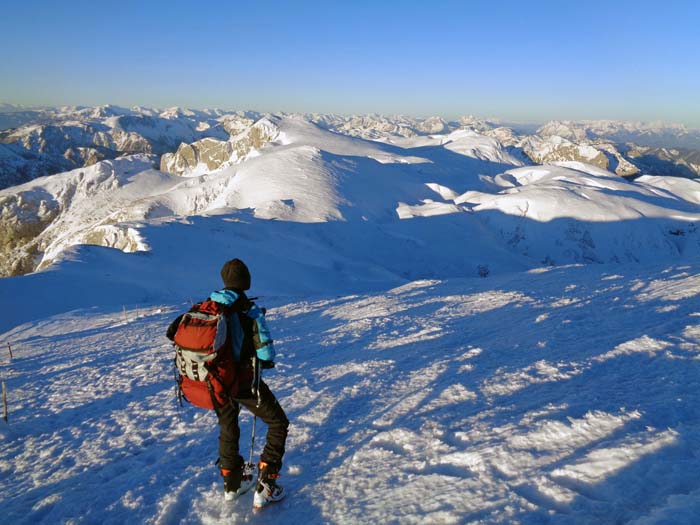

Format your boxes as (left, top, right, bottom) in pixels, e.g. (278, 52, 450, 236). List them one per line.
(2, 261, 700, 524)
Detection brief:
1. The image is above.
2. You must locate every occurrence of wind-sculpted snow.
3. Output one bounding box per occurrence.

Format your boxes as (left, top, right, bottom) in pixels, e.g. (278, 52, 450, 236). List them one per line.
(1, 262, 699, 523)
(449, 163, 700, 265)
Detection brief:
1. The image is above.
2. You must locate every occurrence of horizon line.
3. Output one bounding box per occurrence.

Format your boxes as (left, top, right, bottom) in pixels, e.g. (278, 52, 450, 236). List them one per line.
(1, 101, 698, 131)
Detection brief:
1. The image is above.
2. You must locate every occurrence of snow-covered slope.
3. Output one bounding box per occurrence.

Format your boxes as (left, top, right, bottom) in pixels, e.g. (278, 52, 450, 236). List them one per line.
(1, 261, 699, 524)
(452, 163, 700, 264)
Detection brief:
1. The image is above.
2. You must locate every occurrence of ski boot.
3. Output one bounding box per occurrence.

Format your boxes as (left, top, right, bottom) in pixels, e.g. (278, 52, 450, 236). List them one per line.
(253, 461, 285, 509)
(221, 462, 256, 501)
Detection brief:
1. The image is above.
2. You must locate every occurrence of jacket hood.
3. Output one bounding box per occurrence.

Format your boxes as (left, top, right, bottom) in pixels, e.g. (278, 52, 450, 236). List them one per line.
(209, 289, 240, 306)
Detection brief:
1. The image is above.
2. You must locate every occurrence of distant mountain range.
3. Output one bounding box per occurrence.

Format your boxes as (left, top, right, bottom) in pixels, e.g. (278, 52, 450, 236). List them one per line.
(1, 105, 699, 191)
(0, 105, 258, 188)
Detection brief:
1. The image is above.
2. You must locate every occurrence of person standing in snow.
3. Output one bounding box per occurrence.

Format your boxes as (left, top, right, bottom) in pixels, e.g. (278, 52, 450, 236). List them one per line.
(167, 258, 288, 507)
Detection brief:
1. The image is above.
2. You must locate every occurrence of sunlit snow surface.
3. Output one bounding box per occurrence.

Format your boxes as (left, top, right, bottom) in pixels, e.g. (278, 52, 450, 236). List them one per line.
(2, 262, 700, 524)
(2, 114, 700, 523)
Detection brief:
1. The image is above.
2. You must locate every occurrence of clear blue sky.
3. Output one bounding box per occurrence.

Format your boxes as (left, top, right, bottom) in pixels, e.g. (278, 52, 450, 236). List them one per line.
(1, 0, 698, 126)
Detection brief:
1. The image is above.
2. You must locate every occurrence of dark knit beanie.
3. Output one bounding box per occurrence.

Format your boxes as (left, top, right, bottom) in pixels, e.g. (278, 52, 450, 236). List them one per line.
(220, 258, 251, 291)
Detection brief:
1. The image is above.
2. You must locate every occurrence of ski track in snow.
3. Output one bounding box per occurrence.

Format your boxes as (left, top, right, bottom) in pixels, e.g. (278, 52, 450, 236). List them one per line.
(2, 262, 700, 524)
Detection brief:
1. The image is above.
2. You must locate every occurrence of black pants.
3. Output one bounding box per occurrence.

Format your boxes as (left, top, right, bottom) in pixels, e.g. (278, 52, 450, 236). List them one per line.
(217, 380, 289, 473)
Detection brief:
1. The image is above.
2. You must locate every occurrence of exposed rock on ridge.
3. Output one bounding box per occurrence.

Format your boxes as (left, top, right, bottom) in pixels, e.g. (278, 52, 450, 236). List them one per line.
(160, 118, 279, 176)
(0, 155, 158, 276)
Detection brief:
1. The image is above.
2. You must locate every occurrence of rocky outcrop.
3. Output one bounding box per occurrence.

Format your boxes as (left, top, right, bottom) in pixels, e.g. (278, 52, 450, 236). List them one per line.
(160, 138, 233, 175)
(0, 189, 60, 276)
(64, 147, 116, 167)
(521, 133, 700, 178)
(0, 155, 157, 277)
(594, 143, 640, 177)
(531, 122, 700, 177)
(522, 135, 610, 171)
(222, 115, 256, 136)
(415, 116, 448, 135)
(160, 118, 279, 176)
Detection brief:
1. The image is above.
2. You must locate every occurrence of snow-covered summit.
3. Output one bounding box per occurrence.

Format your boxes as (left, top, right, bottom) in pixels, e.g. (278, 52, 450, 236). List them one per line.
(1, 105, 700, 290)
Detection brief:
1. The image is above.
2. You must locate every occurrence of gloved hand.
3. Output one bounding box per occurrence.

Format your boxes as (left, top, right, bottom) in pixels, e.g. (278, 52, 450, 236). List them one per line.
(259, 359, 275, 369)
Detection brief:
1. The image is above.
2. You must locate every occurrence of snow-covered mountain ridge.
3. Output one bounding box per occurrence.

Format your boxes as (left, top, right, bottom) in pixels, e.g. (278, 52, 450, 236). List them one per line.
(2, 105, 700, 189)
(2, 113, 699, 281)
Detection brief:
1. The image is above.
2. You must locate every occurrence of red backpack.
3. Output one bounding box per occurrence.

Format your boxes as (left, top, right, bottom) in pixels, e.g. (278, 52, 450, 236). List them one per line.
(171, 300, 239, 410)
